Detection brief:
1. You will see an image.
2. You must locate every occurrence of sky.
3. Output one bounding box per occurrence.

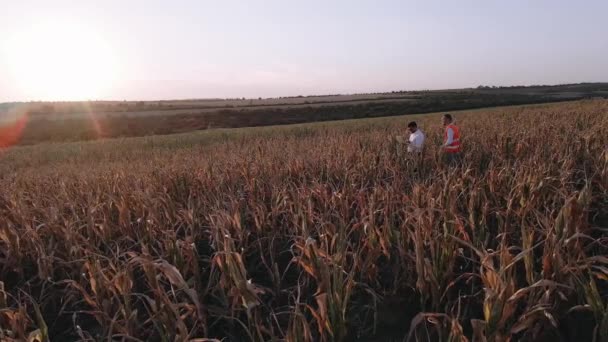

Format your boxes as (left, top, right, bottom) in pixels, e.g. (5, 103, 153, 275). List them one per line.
(0, 0, 607, 102)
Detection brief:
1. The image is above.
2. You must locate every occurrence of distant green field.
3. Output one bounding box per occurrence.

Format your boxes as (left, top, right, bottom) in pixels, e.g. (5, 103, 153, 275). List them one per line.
(0, 99, 596, 173)
(1, 83, 607, 147)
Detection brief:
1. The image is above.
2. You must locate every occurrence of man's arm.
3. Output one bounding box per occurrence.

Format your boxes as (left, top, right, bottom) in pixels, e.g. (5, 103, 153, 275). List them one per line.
(444, 128, 454, 147)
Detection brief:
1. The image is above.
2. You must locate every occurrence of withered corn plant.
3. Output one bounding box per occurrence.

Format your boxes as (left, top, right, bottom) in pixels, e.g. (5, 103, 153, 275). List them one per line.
(1, 100, 607, 341)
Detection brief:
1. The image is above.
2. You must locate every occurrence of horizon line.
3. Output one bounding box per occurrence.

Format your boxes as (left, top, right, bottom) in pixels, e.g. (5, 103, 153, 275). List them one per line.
(1, 81, 606, 105)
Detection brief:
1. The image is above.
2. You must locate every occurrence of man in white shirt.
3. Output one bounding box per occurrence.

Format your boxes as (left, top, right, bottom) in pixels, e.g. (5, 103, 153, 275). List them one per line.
(407, 121, 425, 154)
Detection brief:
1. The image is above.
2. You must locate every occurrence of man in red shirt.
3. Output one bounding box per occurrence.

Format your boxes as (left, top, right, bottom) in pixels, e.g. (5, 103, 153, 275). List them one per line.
(442, 114, 462, 166)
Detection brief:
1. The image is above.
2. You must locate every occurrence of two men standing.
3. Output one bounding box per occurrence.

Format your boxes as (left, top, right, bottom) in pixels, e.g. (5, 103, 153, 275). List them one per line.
(405, 114, 462, 166)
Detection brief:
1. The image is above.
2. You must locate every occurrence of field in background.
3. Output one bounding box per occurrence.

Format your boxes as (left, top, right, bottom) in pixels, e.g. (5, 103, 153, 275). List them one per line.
(1, 83, 607, 146)
(3, 82, 607, 116)
(1, 100, 607, 341)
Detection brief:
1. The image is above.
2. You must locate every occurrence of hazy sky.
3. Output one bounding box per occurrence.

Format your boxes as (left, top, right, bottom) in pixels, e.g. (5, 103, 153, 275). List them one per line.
(1, 0, 607, 101)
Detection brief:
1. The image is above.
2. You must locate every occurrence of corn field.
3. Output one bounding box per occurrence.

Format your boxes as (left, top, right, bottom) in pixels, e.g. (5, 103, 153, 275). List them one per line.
(1, 100, 607, 341)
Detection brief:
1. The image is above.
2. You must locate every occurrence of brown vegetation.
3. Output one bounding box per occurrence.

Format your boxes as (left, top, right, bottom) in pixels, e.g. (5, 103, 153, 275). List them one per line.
(0, 100, 607, 341)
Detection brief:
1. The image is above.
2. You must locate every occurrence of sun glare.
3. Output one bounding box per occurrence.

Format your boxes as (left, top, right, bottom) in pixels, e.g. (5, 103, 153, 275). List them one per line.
(3, 21, 119, 101)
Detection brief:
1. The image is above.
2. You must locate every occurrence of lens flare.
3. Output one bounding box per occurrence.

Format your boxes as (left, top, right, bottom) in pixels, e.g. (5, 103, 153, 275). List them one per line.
(82, 102, 104, 139)
(0, 109, 28, 149)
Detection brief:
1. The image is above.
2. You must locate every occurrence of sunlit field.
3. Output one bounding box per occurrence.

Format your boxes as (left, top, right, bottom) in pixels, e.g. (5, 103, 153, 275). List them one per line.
(1, 100, 607, 341)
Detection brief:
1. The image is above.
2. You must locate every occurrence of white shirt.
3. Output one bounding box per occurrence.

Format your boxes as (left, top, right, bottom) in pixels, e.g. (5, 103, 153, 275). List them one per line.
(444, 127, 454, 146)
(408, 129, 425, 153)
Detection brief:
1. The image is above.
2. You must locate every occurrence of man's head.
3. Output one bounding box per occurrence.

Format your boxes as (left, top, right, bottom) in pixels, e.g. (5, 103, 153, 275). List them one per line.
(442, 114, 453, 126)
(407, 121, 418, 133)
